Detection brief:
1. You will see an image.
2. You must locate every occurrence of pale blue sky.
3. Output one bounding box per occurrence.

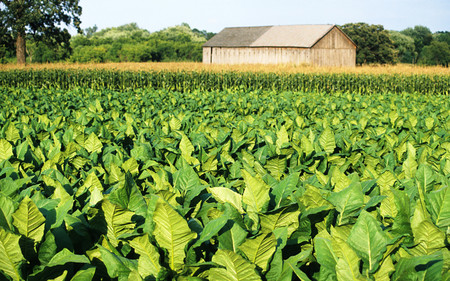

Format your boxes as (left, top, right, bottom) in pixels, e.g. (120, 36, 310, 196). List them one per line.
(76, 0, 449, 33)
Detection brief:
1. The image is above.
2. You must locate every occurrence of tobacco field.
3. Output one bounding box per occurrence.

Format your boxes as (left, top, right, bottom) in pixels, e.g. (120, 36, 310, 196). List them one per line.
(0, 69, 449, 280)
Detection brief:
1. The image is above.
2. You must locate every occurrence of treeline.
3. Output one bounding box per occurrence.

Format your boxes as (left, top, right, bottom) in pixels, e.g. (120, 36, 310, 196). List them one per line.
(0, 22, 449, 65)
(341, 23, 449, 66)
(1, 23, 214, 64)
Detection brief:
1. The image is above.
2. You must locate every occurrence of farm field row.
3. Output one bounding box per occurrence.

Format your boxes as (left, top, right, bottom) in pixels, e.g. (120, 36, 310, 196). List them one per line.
(1, 62, 450, 76)
(0, 87, 449, 280)
(1, 68, 449, 94)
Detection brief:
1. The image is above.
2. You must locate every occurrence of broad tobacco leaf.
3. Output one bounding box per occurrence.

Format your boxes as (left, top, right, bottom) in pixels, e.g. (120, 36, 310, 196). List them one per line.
(347, 210, 388, 273)
(208, 187, 244, 213)
(242, 170, 270, 214)
(0, 139, 13, 162)
(129, 234, 161, 278)
(152, 197, 197, 272)
(0, 227, 24, 281)
(84, 132, 103, 154)
(239, 232, 277, 272)
(209, 249, 261, 281)
(102, 199, 136, 247)
(327, 182, 364, 225)
(12, 196, 45, 243)
(319, 127, 336, 154)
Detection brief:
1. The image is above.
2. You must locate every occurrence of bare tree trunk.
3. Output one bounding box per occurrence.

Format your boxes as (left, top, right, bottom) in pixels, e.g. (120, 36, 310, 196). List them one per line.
(16, 30, 26, 65)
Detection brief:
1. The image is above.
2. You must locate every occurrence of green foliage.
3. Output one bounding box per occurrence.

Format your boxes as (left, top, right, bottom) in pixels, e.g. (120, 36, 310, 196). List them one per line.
(389, 31, 416, 64)
(418, 41, 450, 67)
(69, 23, 208, 62)
(0, 0, 82, 63)
(401, 26, 433, 61)
(0, 78, 449, 280)
(340, 23, 396, 65)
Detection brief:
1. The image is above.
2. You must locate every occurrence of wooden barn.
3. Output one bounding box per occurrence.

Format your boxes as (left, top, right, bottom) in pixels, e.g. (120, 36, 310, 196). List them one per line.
(202, 24, 356, 66)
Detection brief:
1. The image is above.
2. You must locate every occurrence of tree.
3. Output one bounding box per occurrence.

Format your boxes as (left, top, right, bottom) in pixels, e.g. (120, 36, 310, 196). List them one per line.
(70, 23, 208, 63)
(401, 26, 433, 63)
(0, 8, 14, 63)
(340, 23, 396, 65)
(418, 40, 450, 66)
(389, 31, 416, 63)
(0, 0, 82, 64)
(434, 31, 450, 46)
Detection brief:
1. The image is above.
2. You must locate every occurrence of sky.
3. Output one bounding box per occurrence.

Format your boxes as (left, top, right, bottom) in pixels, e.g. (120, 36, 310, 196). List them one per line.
(74, 0, 450, 34)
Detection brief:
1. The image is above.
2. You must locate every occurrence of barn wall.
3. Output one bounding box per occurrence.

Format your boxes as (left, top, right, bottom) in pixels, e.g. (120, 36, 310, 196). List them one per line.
(311, 49, 356, 67)
(312, 27, 356, 67)
(207, 47, 311, 64)
(203, 47, 212, 64)
(313, 27, 355, 49)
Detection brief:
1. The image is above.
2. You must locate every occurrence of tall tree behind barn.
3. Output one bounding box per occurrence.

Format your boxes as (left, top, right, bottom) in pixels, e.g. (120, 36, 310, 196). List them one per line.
(203, 24, 356, 66)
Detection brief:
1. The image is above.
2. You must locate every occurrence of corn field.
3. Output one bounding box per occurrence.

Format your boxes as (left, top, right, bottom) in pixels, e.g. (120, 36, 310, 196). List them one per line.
(0, 69, 449, 94)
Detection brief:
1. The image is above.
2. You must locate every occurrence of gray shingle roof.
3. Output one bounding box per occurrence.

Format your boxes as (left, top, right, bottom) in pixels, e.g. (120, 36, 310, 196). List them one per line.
(203, 24, 338, 48)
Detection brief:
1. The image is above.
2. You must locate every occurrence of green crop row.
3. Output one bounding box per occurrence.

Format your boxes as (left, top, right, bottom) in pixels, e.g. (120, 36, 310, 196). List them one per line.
(1, 69, 449, 94)
(0, 87, 449, 280)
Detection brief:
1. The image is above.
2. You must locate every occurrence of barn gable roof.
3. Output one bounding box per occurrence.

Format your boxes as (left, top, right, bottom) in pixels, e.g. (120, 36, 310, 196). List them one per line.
(203, 24, 354, 48)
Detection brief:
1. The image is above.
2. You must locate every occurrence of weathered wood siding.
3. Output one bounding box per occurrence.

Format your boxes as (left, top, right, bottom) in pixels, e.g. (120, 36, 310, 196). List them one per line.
(313, 27, 355, 49)
(203, 47, 212, 64)
(311, 27, 356, 67)
(310, 49, 356, 67)
(206, 47, 311, 64)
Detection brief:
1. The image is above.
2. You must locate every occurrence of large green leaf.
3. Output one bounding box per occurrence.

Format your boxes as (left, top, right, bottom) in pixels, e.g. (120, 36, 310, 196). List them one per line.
(391, 189, 413, 240)
(319, 127, 336, 154)
(285, 255, 312, 281)
(426, 185, 450, 228)
(327, 182, 364, 225)
(84, 132, 103, 154)
(12, 196, 45, 243)
(102, 199, 136, 247)
(347, 210, 388, 273)
(276, 125, 289, 150)
(129, 234, 161, 278)
(0, 227, 24, 281)
(392, 252, 443, 281)
(98, 244, 139, 279)
(70, 266, 96, 281)
(242, 170, 270, 214)
(173, 165, 204, 204)
(0, 194, 15, 231)
(402, 143, 417, 179)
(5, 122, 20, 144)
(152, 197, 197, 272)
(209, 249, 261, 281)
(108, 173, 147, 218)
(333, 238, 365, 281)
(208, 187, 244, 213)
(314, 233, 338, 281)
(330, 167, 351, 192)
(260, 205, 300, 237)
(0, 139, 13, 162)
(38, 230, 57, 266)
(239, 232, 277, 272)
(271, 173, 299, 209)
(179, 133, 198, 165)
(47, 248, 90, 267)
(373, 256, 395, 281)
(265, 156, 286, 180)
(193, 215, 228, 248)
(299, 184, 333, 214)
(410, 199, 445, 255)
(217, 221, 248, 252)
